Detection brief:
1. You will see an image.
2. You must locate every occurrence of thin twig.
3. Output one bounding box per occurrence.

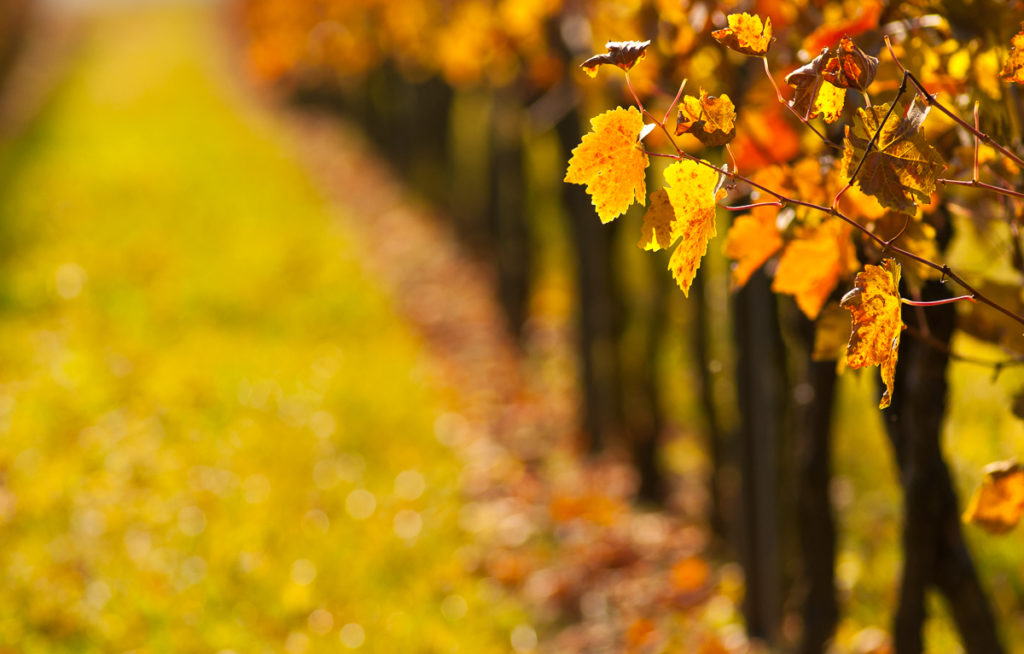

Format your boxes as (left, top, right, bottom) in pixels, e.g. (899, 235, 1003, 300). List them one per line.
(884, 35, 1024, 171)
(938, 178, 1024, 201)
(719, 201, 784, 211)
(761, 56, 840, 150)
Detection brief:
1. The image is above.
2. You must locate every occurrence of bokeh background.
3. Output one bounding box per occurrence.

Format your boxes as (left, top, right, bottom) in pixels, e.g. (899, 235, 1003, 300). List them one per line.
(2, 0, 1024, 652)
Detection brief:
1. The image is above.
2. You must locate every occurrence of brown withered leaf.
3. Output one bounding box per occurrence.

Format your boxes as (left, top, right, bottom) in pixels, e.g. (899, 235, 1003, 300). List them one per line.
(581, 40, 652, 77)
(841, 99, 946, 212)
(675, 90, 737, 146)
(787, 49, 828, 120)
(963, 459, 1024, 534)
(822, 37, 878, 90)
(840, 258, 903, 409)
(712, 13, 773, 57)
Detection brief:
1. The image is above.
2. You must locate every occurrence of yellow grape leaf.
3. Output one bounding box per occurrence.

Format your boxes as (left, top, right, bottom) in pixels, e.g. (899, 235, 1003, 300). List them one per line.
(712, 13, 773, 57)
(675, 90, 737, 146)
(565, 106, 649, 223)
(580, 40, 652, 78)
(1000, 23, 1024, 83)
(840, 258, 903, 409)
(773, 220, 856, 320)
(638, 189, 675, 251)
(722, 208, 782, 288)
(815, 80, 846, 123)
(663, 160, 722, 296)
(963, 459, 1024, 534)
(841, 100, 946, 212)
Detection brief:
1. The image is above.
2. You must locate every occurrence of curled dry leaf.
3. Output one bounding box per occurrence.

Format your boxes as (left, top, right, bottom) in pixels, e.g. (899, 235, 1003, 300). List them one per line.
(1000, 23, 1024, 83)
(840, 258, 903, 409)
(963, 459, 1024, 535)
(564, 106, 649, 223)
(712, 13, 773, 57)
(841, 99, 946, 212)
(675, 90, 737, 146)
(822, 37, 879, 90)
(786, 49, 828, 119)
(580, 40, 652, 78)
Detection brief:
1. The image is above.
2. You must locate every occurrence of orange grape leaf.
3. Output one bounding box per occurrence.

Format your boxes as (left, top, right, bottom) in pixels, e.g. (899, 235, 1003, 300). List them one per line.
(675, 90, 737, 146)
(580, 40, 652, 78)
(565, 106, 649, 223)
(712, 13, 773, 57)
(773, 220, 855, 320)
(963, 459, 1024, 534)
(840, 258, 903, 409)
(1000, 23, 1024, 83)
(638, 189, 675, 251)
(841, 100, 946, 212)
(722, 208, 782, 288)
(662, 160, 722, 296)
(822, 37, 879, 90)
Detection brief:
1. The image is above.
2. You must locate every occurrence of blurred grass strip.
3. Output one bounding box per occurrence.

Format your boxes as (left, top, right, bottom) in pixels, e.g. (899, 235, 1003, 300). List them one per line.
(0, 4, 524, 652)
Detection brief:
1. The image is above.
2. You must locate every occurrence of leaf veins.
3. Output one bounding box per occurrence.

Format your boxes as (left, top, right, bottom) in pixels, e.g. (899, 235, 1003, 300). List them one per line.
(712, 13, 772, 57)
(675, 90, 737, 146)
(638, 160, 721, 296)
(840, 258, 904, 409)
(565, 107, 649, 223)
(841, 100, 946, 212)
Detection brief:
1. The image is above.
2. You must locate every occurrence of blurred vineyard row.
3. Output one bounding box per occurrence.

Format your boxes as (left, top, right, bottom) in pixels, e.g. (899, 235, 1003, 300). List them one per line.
(233, 0, 1024, 651)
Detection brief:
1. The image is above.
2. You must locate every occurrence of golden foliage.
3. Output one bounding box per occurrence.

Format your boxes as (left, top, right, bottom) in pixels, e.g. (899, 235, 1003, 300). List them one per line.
(840, 259, 904, 409)
(722, 206, 782, 288)
(841, 101, 946, 212)
(772, 219, 857, 320)
(638, 189, 676, 251)
(712, 13, 773, 57)
(963, 460, 1024, 534)
(565, 107, 649, 223)
(661, 160, 722, 296)
(675, 90, 737, 146)
(1000, 23, 1024, 83)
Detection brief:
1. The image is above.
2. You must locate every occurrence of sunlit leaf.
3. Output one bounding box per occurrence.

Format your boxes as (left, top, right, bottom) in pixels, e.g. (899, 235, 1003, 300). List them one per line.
(773, 220, 856, 320)
(638, 189, 675, 251)
(662, 160, 722, 296)
(580, 40, 652, 77)
(963, 459, 1024, 534)
(840, 258, 904, 409)
(822, 37, 878, 90)
(722, 207, 782, 288)
(712, 13, 773, 57)
(565, 106, 649, 223)
(1000, 23, 1024, 83)
(675, 90, 737, 146)
(841, 100, 946, 212)
(814, 80, 846, 123)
